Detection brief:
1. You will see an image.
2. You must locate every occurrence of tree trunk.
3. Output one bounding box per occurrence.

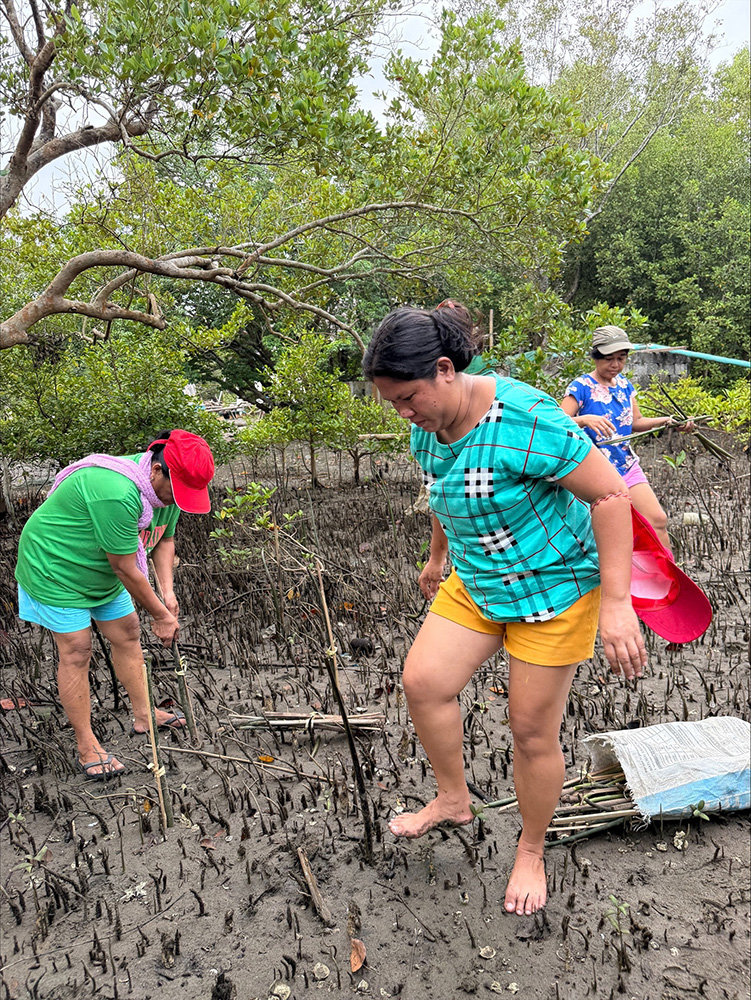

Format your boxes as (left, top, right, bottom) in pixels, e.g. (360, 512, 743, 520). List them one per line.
(309, 440, 319, 488)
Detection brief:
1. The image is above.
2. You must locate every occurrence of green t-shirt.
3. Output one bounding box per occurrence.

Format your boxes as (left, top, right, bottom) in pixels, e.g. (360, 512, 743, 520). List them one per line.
(411, 375, 599, 622)
(15, 455, 179, 608)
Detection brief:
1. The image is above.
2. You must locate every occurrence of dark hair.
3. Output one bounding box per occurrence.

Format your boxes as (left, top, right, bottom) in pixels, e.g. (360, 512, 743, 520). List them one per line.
(363, 306, 479, 381)
(590, 348, 630, 360)
(147, 430, 172, 477)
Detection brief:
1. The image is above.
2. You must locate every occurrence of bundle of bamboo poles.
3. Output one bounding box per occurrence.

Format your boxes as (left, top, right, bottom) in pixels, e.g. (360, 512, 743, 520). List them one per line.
(484, 764, 640, 845)
(229, 710, 386, 734)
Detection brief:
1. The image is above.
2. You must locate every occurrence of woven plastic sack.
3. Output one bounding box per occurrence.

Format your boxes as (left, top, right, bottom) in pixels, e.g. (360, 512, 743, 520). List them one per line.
(582, 717, 751, 821)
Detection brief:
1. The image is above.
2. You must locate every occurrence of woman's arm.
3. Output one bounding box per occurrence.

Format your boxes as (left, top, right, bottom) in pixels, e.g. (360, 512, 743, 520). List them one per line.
(418, 515, 449, 599)
(561, 394, 615, 438)
(631, 399, 693, 433)
(150, 536, 178, 616)
(558, 448, 647, 679)
(106, 551, 178, 644)
(631, 399, 673, 433)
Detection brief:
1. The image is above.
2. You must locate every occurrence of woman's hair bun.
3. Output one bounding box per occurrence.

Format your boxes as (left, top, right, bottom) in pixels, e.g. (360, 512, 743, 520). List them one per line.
(363, 303, 479, 381)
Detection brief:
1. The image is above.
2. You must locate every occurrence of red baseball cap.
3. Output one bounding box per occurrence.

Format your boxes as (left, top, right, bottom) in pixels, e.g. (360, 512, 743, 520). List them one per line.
(630, 507, 712, 643)
(149, 430, 215, 513)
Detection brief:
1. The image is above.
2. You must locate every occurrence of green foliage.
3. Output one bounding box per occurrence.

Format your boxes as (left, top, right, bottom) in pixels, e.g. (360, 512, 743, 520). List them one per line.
(237, 335, 405, 483)
(567, 50, 750, 388)
(640, 376, 751, 444)
(0, 331, 231, 465)
(488, 295, 649, 400)
(209, 483, 301, 567)
(1, 0, 390, 217)
(690, 800, 710, 822)
(663, 450, 686, 472)
(604, 895, 631, 934)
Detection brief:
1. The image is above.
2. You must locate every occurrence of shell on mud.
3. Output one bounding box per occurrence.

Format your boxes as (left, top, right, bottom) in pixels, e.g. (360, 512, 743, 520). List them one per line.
(312, 962, 330, 981)
(479, 946, 496, 960)
(355, 980, 369, 992)
(269, 984, 291, 1000)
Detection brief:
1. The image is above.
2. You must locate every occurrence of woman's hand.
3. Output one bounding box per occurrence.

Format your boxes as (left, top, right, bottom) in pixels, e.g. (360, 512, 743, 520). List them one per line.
(580, 414, 616, 439)
(661, 415, 695, 432)
(162, 589, 179, 617)
(418, 556, 446, 600)
(151, 610, 179, 646)
(598, 597, 647, 679)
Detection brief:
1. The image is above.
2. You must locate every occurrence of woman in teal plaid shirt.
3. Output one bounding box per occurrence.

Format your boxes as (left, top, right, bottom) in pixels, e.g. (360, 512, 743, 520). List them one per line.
(364, 305, 645, 917)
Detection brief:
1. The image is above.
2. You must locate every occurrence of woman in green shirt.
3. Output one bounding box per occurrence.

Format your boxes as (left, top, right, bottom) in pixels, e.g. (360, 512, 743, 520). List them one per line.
(15, 430, 214, 780)
(364, 306, 645, 917)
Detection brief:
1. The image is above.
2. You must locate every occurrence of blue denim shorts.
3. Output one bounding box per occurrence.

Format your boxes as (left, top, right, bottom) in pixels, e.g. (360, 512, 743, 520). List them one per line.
(18, 585, 135, 634)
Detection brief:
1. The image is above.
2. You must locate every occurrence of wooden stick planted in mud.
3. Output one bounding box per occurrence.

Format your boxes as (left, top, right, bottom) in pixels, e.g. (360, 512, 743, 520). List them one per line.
(314, 558, 375, 863)
(148, 557, 200, 745)
(142, 658, 173, 831)
(171, 642, 200, 746)
(297, 847, 335, 928)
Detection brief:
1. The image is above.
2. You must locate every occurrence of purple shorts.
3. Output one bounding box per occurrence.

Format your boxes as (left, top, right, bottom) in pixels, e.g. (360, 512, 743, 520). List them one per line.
(623, 459, 649, 488)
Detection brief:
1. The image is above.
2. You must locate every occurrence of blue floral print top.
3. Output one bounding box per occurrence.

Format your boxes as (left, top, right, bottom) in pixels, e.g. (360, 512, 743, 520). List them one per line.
(564, 373, 637, 476)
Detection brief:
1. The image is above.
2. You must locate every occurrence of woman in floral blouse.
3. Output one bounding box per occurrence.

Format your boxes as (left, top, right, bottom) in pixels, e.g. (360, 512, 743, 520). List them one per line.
(561, 326, 687, 551)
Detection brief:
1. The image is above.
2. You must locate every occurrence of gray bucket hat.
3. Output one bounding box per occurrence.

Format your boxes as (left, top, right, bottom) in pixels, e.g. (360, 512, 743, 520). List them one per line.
(592, 325, 635, 355)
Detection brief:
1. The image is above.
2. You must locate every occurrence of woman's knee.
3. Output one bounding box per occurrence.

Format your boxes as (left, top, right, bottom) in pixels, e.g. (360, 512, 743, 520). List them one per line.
(650, 506, 668, 532)
(509, 711, 561, 756)
(402, 651, 459, 706)
(56, 635, 93, 670)
(98, 612, 141, 648)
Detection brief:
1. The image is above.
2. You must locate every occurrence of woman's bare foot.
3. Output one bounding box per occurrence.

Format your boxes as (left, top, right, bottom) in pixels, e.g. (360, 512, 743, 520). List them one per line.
(504, 842, 547, 915)
(389, 795, 474, 839)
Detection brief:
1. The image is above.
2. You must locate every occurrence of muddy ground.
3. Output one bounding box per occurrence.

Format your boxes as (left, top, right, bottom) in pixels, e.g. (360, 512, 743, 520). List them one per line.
(0, 438, 749, 1000)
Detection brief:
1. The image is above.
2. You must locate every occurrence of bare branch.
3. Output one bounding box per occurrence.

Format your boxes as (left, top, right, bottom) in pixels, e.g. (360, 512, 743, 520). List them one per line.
(236, 201, 496, 274)
(1, 0, 34, 64)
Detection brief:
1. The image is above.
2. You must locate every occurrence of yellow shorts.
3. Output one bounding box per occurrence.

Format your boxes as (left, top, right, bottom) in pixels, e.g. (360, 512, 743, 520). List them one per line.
(429, 570, 600, 667)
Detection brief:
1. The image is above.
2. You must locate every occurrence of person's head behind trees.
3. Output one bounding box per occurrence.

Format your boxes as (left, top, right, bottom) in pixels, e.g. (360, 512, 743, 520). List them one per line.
(363, 304, 480, 381)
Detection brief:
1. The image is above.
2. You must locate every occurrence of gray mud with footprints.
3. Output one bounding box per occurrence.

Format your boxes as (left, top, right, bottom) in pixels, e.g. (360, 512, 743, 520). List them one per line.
(1, 438, 749, 1000)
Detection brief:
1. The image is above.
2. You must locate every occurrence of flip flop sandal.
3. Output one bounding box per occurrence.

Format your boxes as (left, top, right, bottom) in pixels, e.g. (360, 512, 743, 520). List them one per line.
(130, 710, 186, 736)
(77, 753, 126, 781)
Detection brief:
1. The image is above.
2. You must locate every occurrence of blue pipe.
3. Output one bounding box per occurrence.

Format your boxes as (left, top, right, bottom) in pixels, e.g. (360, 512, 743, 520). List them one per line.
(632, 344, 750, 369)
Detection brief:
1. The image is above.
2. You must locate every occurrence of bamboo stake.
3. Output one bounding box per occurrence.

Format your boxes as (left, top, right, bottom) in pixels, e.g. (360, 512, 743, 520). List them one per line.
(142, 658, 173, 830)
(548, 819, 626, 845)
(549, 808, 638, 825)
(172, 643, 200, 746)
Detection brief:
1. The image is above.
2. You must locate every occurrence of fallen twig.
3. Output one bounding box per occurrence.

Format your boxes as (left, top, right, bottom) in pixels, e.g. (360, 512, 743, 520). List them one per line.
(297, 846, 336, 927)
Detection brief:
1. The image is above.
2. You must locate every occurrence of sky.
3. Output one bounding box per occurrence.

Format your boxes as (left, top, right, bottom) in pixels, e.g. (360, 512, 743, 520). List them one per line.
(355, 0, 751, 122)
(7, 0, 751, 214)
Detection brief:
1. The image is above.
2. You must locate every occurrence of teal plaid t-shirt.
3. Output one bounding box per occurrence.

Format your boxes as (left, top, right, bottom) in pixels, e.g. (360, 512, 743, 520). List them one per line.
(411, 375, 600, 622)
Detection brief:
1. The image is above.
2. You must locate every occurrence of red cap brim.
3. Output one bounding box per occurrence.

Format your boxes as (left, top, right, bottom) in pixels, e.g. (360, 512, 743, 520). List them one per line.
(171, 477, 211, 514)
(630, 508, 712, 643)
(633, 570, 712, 642)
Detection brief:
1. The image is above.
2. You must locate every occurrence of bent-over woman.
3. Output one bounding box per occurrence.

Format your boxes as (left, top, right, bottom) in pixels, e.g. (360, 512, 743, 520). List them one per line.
(363, 306, 646, 916)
